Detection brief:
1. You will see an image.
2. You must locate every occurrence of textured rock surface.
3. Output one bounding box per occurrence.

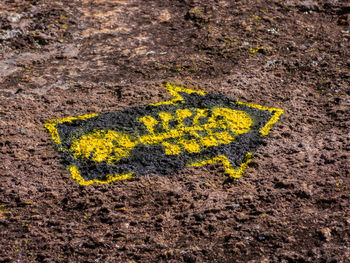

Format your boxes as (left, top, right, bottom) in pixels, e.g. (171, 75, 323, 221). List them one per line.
(0, 0, 349, 262)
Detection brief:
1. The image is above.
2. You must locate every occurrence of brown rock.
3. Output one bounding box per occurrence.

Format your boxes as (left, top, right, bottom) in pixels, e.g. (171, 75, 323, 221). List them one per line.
(319, 228, 332, 241)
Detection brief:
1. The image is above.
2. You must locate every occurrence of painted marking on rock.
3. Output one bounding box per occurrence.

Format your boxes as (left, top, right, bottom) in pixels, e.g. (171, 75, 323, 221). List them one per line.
(45, 83, 284, 185)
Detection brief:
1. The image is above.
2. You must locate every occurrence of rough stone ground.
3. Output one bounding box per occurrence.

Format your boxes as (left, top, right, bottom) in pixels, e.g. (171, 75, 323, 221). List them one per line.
(0, 0, 349, 262)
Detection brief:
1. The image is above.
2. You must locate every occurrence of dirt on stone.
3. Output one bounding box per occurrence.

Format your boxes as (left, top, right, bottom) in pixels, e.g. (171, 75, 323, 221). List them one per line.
(0, 0, 349, 262)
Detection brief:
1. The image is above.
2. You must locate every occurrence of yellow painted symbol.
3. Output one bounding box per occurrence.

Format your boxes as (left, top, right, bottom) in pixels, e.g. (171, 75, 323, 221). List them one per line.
(70, 107, 253, 163)
(45, 83, 284, 185)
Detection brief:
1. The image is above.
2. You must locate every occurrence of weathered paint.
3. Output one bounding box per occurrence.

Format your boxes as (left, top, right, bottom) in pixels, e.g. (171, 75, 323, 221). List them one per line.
(45, 83, 283, 185)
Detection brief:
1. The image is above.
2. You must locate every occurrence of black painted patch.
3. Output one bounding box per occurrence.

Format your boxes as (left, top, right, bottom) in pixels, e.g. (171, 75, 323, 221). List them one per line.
(45, 85, 283, 185)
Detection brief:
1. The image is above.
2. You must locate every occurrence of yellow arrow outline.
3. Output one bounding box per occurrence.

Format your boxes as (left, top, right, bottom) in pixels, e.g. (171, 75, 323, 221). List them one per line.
(44, 83, 283, 185)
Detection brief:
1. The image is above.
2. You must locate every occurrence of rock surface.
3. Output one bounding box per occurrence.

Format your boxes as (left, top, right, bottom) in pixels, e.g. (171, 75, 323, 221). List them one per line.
(0, 0, 349, 262)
